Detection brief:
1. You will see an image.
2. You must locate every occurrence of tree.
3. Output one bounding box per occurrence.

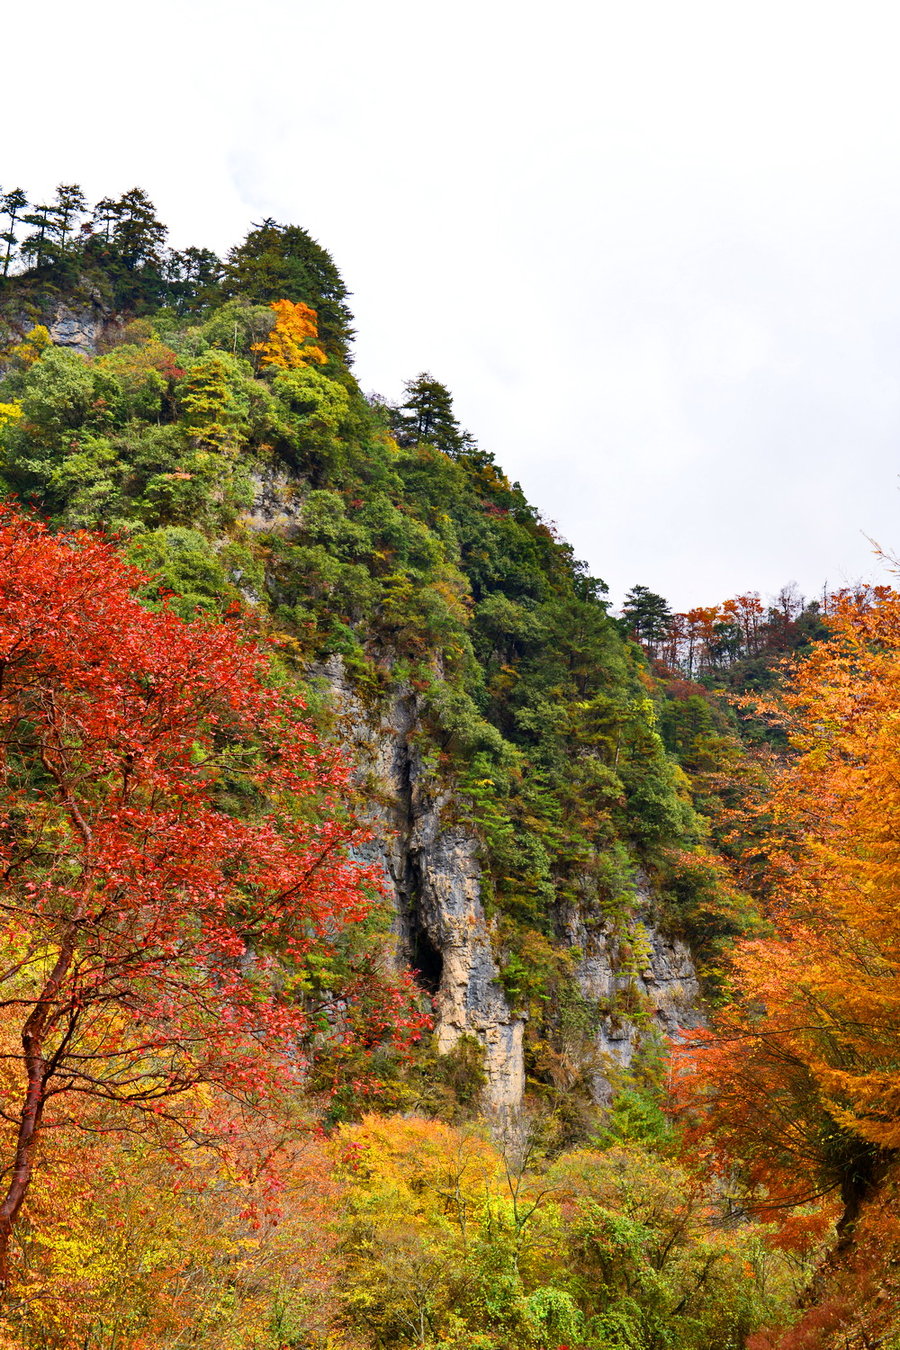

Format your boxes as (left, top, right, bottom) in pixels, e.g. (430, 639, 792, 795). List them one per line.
(85, 188, 169, 309)
(334, 1116, 789, 1348)
(165, 244, 224, 312)
(0, 504, 425, 1293)
(52, 182, 87, 251)
(251, 297, 327, 370)
(107, 187, 167, 271)
(92, 194, 118, 243)
(722, 592, 765, 657)
(19, 201, 55, 270)
(393, 373, 464, 455)
(622, 584, 673, 659)
(1, 188, 27, 278)
(678, 587, 900, 1240)
(225, 220, 355, 362)
(177, 350, 251, 452)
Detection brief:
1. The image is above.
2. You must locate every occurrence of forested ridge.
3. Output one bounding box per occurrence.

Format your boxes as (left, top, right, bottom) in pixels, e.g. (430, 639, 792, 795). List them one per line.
(0, 184, 898, 1348)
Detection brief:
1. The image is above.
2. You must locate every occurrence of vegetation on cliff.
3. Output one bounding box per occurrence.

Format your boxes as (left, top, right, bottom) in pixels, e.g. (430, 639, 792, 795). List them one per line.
(3, 186, 899, 1348)
(0, 187, 747, 1054)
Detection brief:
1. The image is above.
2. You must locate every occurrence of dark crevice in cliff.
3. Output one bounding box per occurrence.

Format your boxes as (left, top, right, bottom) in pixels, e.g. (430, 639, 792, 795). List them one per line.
(408, 909, 444, 996)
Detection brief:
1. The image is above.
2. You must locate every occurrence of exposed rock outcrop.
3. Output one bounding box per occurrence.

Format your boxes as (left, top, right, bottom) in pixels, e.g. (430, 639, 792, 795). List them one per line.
(245, 465, 305, 537)
(564, 884, 704, 1103)
(248, 475, 704, 1114)
(2, 290, 112, 356)
(49, 300, 109, 354)
(311, 653, 703, 1115)
(315, 656, 526, 1113)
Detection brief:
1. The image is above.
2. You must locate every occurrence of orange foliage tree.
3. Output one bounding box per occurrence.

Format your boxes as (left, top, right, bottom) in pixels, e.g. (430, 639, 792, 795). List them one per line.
(678, 586, 900, 1239)
(252, 299, 327, 370)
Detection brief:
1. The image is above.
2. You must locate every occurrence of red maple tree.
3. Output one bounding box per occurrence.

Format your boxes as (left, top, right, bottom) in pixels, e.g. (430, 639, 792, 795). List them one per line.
(0, 505, 424, 1290)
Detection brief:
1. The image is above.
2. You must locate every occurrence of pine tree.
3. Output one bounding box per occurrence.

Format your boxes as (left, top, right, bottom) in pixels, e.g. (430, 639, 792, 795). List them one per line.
(110, 187, 167, 271)
(19, 202, 56, 270)
(52, 183, 87, 251)
(393, 372, 464, 455)
(85, 188, 168, 309)
(224, 220, 355, 362)
(0, 188, 27, 278)
(622, 585, 673, 658)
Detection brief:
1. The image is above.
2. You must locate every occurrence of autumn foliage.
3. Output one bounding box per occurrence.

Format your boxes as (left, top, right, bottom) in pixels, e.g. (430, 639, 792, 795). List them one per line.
(677, 586, 900, 1238)
(0, 505, 425, 1294)
(252, 298, 327, 370)
(330, 1114, 791, 1348)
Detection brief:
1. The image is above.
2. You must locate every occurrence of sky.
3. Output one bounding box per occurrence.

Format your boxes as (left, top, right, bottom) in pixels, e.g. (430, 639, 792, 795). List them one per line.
(5, 0, 900, 610)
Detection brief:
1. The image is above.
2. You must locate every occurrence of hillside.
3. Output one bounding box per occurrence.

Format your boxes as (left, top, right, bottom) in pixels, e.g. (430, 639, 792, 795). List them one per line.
(0, 196, 750, 1116)
(2, 187, 897, 1349)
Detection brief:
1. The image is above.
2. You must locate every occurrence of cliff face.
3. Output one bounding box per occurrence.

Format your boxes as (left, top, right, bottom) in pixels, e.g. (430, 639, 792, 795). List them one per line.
(2, 292, 113, 355)
(317, 655, 526, 1111)
(317, 654, 703, 1115)
(563, 884, 703, 1104)
(0, 291, 710, 1120)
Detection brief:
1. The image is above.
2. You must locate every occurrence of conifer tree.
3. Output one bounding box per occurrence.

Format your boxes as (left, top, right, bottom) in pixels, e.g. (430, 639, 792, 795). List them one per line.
(19, 202, 55, 270)
(622, 585, 673, 658)
(393, 372, 464, 455)
(86, 188, 168, 309)
(0, 189, 27, 278)
(224, 220, 355, 362)
(165, 245, 223, 312)
(52, 183, 87, 251)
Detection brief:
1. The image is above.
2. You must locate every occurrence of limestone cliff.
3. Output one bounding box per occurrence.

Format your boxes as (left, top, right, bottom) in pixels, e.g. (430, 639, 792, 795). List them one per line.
(314, 653, 704, 1115)
(2, 289, 113, 356)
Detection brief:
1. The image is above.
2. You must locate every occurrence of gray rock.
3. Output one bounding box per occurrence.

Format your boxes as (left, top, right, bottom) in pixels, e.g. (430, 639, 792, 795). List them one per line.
(563, 873, 704, 1102)
(245, 466, 305, 537)
(49, 304, 105, 354)
(2, 291, 112, 362)
(316, 657, 526, 1114)
(303, 657, 707, 1112)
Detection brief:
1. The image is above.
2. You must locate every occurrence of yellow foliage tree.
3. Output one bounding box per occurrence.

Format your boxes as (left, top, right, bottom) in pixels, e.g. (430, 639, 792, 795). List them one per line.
(763, 588, 900, 1152)
(332, 1114, 790, 1349)
(252, 299, 327, 370)
(0, 1116, 353, 1349)
(2, 325, 51, 369)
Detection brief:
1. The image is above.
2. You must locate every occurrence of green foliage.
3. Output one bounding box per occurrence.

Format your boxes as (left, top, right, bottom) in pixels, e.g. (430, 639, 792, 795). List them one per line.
(333, 1115, 795, 1349)
(392, 372, 465, 455)
(223, 219, 355, 362)
(193, 296, 274, 360)
(622, 584, 674, 655)
(272, 363, 352, 475)
(591, 1035, 676, 1152)
(96, 340, 173, 420)
(125, 526, 230, 617)
(16, 345, 119, 440)
(0, 203, 808, 1348)
(0, 220, 745, 1103)
(177, 350, 252, 451)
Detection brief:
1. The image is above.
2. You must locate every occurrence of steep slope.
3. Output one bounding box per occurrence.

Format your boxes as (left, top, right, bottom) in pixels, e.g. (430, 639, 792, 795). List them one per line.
(0, 223, 738, 1118)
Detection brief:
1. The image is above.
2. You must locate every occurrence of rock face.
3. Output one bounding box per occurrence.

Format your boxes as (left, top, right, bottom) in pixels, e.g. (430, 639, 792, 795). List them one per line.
(3, 293, 113, 357)
(48, 301, 109, 354)
(314, 654, 703, 1115)
(251, 463, 704, 1113)
(563, 883, 704, 1103)
(317, 657, 526, 1113)
(245, 466, 305, 537)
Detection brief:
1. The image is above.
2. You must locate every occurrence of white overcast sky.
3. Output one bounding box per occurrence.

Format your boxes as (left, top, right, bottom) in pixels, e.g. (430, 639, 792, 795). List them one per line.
(6, 0, 900, 609)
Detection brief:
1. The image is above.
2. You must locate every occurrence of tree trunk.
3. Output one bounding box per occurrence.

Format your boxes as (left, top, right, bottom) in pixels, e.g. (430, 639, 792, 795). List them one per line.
(0, 931, 76, 1295)
(0, 1040, 47, 1292)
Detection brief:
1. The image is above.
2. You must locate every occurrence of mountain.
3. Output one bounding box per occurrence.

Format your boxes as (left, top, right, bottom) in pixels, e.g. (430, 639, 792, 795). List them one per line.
(4, 188, 875, 1348)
